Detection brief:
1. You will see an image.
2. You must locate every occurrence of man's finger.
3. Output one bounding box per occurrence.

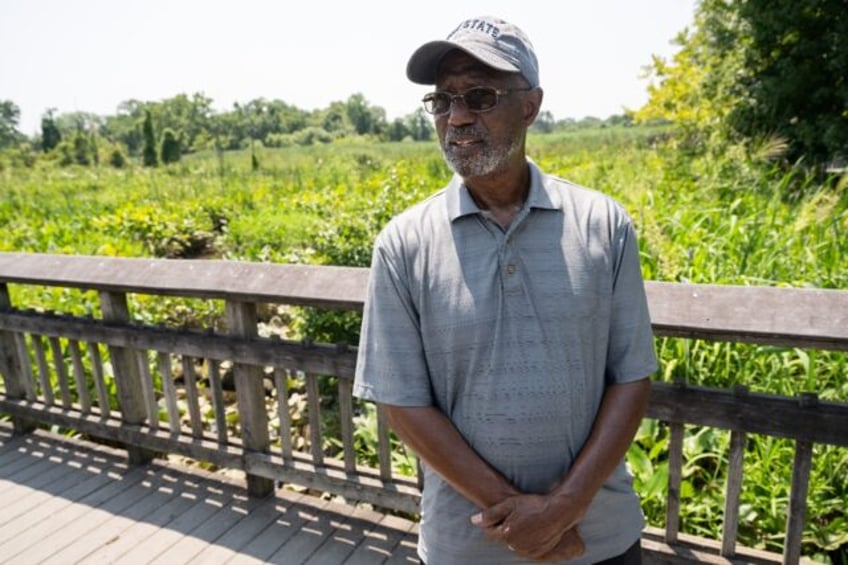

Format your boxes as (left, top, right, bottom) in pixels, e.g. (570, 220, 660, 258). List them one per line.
(471, 499, 513, 528)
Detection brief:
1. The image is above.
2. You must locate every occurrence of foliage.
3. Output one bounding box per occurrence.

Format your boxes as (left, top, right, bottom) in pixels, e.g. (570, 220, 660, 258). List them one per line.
(730, 0, 848, 164)
(1, 129, 846, 560)
(159, 128, 181, 164)
(141, 110, 157, 167)
(637, 0, 848, 166)
(0, 100, 24, 148)
(108, 144, 127, 168)
(40, 109, 62, 153)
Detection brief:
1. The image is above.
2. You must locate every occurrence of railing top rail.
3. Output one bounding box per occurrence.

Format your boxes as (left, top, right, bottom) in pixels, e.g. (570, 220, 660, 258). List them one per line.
(1, 252, 847, 349)
(0, 252, 368, 311)
(646, 281, 848, 350)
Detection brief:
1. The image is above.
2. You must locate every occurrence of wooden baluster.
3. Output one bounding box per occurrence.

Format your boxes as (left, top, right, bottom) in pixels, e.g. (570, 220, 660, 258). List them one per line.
(207, 358, 228, 445)
(13, 333, 36, 401)
(721, 385, 749, 556)
(784, 393, 816, 565)
(181, 356, 204, 438)
(68, 340, 91, 414)
(338, 376, 356, 474)
(136, 350, 158, 431)
(32, 335, 54, 405)
(376, 403, 392, 483)
(99, 291, 154, 465)
(665, 420, 684, 544)
(225, 300, 273, 498)
(48, 336, 72, 409)
(157, 352, 181, 435)
(88, 342, 111, 421)
(0, 283, 36, 434)
(273, 367, 293, 464)
(722, 428, 746, 556)
(306, 371, 324, 467)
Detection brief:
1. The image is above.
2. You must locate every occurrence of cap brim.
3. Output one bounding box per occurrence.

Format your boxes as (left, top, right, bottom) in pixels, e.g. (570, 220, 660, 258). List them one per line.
(406, 40, 521, 85)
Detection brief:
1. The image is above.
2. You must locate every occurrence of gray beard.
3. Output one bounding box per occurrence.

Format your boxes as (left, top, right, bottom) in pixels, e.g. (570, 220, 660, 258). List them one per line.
(440, 128, 523, 178)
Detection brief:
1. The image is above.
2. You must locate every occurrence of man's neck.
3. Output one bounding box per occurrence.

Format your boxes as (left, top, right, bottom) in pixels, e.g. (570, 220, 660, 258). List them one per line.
(464, 161, 530, 229)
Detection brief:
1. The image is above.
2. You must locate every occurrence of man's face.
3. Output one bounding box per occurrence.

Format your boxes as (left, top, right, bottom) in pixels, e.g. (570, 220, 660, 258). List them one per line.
(433, 51, 533, 179)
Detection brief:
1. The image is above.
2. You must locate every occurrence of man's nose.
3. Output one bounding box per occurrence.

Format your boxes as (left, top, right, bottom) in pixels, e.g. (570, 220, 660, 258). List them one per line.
(446, 99, 476, 127)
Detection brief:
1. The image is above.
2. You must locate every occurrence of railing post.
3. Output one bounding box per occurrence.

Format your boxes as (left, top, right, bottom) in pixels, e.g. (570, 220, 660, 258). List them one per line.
(226, 300, 274, 498)
(0, 283, 36, 434)
(99, 291, 154, 465)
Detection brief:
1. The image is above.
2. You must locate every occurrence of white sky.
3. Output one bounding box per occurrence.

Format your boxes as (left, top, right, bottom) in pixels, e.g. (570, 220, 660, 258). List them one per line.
(1, 0, 697, 136)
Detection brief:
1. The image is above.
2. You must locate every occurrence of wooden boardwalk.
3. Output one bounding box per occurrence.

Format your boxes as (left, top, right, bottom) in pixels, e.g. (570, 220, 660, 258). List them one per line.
(0, 423, 420, 565)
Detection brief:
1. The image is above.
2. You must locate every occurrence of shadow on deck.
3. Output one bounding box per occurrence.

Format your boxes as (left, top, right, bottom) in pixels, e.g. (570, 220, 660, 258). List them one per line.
(0, 423, 420, 564)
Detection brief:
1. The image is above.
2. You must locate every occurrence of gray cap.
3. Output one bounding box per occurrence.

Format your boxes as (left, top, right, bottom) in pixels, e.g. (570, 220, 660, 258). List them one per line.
(406, 16, 540, 87)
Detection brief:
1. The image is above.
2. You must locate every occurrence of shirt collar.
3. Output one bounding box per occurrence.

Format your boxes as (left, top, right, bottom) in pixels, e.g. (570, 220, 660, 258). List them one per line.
(446, 159, 562, 222)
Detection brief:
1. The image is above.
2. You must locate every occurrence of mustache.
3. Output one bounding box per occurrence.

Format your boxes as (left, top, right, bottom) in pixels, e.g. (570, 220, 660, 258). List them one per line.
(444, 125, 488, 143)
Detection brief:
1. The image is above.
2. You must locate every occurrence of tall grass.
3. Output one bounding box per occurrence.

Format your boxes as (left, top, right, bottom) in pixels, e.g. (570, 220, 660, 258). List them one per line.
(1, 127, 846, 560)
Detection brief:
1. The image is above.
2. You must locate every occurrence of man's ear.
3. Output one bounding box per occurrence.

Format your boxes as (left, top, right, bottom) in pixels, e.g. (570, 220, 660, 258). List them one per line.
(523, 87, 544, 127)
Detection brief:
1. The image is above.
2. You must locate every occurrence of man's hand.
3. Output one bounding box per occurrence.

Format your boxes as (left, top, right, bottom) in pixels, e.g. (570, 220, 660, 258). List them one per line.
(471, 493, 586, 561)
(535, 528, 586, 562)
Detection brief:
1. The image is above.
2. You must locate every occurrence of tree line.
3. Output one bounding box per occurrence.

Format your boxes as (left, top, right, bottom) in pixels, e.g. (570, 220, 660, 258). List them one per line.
(0, 92, 629, 169)
(7, 0, 843, 172)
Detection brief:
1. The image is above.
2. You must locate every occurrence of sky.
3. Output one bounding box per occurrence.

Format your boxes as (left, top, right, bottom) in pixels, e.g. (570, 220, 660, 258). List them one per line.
(1, 0, 697, 136)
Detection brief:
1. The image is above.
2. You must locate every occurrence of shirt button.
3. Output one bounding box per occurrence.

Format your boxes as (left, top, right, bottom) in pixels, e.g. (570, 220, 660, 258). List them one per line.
(506, 263, 517, 274)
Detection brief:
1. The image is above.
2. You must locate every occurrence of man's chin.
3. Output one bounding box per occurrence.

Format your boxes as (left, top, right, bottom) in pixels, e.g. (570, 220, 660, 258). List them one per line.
(444, 153, 498, 178)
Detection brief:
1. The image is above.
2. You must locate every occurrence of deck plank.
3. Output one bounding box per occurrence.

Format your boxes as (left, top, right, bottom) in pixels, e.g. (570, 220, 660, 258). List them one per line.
(0, 450, 130, 547)
(39, 468, 172, 564)
(3, 466, 149, 563)
(223, 491, 325, 564)
(0, 424, 420, 564)
(185, 492, 298, 564)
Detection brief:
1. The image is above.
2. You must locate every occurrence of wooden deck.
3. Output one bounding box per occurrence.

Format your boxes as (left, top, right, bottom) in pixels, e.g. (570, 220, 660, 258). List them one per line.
(0, 423, 420, 565)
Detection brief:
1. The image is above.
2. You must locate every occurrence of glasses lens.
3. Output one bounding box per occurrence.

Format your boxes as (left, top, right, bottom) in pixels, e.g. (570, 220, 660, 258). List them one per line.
(464, 88, 499, 112)
(423, 92, 451, 115)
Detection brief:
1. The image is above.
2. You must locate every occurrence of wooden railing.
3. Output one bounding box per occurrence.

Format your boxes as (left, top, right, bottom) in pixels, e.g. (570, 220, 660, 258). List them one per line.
(0, 252, 846, 564)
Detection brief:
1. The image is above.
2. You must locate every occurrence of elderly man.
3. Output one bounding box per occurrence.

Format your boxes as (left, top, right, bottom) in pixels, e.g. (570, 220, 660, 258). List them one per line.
(354, 15, 657, 564)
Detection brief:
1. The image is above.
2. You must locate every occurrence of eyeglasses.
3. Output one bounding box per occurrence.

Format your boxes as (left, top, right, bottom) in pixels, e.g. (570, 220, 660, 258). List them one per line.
(421, 87, 533, 116)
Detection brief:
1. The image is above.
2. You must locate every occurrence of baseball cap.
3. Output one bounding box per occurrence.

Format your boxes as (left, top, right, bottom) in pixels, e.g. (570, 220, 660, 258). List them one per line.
(406, 16, 540, 87)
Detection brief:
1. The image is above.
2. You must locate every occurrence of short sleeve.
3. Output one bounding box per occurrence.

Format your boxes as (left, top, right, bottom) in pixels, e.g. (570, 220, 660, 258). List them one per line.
(353, 227, 434, 406)
(605, 219, 659, 384)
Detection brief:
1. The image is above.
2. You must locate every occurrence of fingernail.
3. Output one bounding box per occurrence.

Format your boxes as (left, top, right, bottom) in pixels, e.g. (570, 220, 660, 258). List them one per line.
(471, 513, 481, 525)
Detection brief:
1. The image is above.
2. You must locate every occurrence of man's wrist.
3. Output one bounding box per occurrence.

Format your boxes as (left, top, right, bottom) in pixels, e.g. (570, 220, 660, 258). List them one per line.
(548, 483, 592, 525)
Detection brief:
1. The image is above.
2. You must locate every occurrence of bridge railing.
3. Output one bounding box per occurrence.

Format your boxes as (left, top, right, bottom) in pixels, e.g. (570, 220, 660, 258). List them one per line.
(0, 252, 846, 564)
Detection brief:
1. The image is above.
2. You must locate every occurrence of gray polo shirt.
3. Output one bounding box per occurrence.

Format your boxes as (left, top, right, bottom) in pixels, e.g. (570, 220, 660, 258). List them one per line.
(354, 161, 658, 564)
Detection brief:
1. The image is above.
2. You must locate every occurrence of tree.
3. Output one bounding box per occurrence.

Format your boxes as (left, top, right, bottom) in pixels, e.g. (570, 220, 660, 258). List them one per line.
(154, 92, 213, 152)
(103, 99, 147, 155)
(108, 144, 127, 168)
(730, 0, 848, 163)
(531, 110, 555, 134)
(0, 100, 24, 148)
(405, 109, 434, 141)
(385, 118, 410, 142)
(141, 110, 157, 167)
(54, 111, 104, 137)
(319, 101, 352, 135)
(637, 0, 848, 164)
(344, 93, 387, 136)
(41, 109, 62, 152)
(159, 128, 181, 164)
(71, 130, 92, 166)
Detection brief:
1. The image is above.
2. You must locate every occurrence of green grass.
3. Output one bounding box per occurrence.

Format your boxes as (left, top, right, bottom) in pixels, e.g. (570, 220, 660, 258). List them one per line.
(1, 126, 846, 560)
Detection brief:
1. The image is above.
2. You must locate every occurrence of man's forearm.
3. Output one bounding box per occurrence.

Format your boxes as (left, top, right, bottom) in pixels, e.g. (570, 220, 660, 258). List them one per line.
(473, 378, 650, 558)
(550, 378, 651, 510)
(383, 404, 520, 509)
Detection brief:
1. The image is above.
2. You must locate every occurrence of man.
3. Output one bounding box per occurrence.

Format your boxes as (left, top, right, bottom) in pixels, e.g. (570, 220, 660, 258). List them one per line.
(354, 16, 657, 564)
